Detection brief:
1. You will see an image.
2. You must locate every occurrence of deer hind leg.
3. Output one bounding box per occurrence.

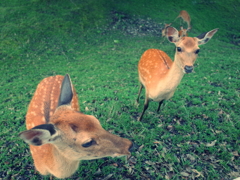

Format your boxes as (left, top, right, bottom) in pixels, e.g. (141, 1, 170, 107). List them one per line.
(136, 84, 143, 104)
(157, 100, 164, 112)
(187, 22, 191, 30)
(138, 95, 150, 121)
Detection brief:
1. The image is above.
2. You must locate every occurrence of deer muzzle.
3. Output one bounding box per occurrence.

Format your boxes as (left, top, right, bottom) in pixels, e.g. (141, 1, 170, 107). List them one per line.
(184, 65, 193, 73)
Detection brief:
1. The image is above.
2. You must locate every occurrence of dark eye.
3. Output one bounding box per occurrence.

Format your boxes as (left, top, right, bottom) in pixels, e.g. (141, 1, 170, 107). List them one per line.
(177, 47, 182, 52)
(70, 124, 78, 132)
(82, 139, 96, 148)
(195, 49, 200, 54)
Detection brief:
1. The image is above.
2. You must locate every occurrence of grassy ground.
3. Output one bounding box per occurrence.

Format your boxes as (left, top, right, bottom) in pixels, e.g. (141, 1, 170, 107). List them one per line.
(0, 0, 239, 179)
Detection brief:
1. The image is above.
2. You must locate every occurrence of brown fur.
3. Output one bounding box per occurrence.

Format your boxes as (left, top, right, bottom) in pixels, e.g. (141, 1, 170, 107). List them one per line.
(175, 10, 191, 29)
(178, 26, 190, 37)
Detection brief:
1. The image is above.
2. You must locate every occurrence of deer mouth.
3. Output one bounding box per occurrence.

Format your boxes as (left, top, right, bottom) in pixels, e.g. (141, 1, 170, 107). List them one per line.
(112, 152, 131, 158)
(184, 65, 193, 73)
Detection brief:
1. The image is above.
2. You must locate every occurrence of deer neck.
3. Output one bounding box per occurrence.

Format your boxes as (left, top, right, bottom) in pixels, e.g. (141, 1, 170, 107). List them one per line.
(49, 145, 80, 178)
(155, 54, 185, 100)
(167, 55, 185, 86)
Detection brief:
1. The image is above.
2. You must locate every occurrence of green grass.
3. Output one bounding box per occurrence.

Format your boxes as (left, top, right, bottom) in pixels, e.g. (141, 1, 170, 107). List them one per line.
(1, 0, 240, 179)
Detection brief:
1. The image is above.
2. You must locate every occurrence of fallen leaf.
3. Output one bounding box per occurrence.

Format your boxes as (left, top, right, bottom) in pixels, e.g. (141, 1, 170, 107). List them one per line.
(206, 140, 217, 147)
(215, 130, 222, 134)
(138, 145, 144, 151)
(186, 154, 196, 161)
(154, 141, 161, 144)
(102, 174, 113, 180)
(145, 160, 155, 166)
(192, 169, 204, 178)
(165, 172, 174, 179)
(94, 168, 101, 175)
(167, 125, 174, 130)
(112, 163, 118, 167)
(233, 177, 240, 180)
(232, 151, 239, 156)
(180, 172, 189, 177)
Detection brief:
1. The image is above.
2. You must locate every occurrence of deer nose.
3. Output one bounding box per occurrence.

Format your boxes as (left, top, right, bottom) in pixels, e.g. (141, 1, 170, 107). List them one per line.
(184, 66, 193, 73)
(129, 143, 138, 152)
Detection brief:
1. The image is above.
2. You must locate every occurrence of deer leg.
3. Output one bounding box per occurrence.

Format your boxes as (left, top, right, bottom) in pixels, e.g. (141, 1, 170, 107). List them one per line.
(136, 84, 143, 104)
(138, 97, 149, 121)
(157, 100, 164, 112)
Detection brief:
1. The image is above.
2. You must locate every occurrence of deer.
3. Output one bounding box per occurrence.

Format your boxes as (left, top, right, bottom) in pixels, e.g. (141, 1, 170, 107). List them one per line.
(19, 74, 133, 178)
(178, 26, 190, 37)
(136, 26, 218, 121)
(175, 10, 191, 29)
(162, 24, 189, 43)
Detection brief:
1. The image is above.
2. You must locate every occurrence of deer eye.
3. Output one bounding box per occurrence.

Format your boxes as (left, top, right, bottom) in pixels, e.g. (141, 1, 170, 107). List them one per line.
(82, 139, 96, 148)
(70, 124, 78, 132)
(195, 49, 200, 54)
(177, 47, 182, 52)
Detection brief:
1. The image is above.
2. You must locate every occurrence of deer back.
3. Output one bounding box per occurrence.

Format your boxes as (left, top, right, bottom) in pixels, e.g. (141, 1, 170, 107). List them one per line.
(26, 75, 79, 130)
(179, 10, 190, 22)
(176, 10, 191, 29)
(138, 49, 173, 90)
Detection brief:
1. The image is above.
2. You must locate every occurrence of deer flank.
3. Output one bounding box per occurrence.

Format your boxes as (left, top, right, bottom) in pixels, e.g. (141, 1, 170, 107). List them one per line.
(175, 10, 191, 29)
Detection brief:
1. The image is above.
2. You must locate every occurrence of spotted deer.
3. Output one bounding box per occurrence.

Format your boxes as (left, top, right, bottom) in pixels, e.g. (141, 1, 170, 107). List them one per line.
(175, 10, 191, 29)
(19, 74, 133, 178)
(136, 27, 218, 121)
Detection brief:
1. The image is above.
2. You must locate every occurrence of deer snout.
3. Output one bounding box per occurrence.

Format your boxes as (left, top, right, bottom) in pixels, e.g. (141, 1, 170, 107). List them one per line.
(129, 143, 138, 152)
(184, 65, 193, 73)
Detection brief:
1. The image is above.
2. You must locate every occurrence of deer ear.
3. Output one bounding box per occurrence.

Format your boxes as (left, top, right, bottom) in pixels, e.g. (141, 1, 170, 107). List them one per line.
(166, 26, 180, 43)
(19, 124, 57, 146)
(58, 74, 73, 107)
(196, 28, 219, 45)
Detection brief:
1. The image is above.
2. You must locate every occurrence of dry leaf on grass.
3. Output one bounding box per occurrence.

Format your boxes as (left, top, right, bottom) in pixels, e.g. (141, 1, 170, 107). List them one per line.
(192, 169, 204, 178)
(205, 140, 217, 147)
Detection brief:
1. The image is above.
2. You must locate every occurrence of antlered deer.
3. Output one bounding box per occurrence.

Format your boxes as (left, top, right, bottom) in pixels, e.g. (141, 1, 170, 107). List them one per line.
(175, 10, 191, 29)
(162, 24, 189, 43)
(178, 26, 190, 37)
(136, 27, 218, 121)
(19, 74, 133, 178)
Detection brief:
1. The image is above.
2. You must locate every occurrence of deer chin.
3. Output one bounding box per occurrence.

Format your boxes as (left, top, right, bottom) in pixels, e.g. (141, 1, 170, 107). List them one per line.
(112, 153, 129, 158)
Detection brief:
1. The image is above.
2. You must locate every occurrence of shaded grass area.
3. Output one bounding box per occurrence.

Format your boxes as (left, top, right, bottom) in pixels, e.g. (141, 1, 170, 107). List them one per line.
(111, 0, 240, 44)
(1, 0, 239, 179)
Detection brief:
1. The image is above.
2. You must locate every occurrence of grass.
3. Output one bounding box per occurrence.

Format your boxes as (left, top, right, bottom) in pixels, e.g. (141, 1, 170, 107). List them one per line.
(0, 0, 240, 179)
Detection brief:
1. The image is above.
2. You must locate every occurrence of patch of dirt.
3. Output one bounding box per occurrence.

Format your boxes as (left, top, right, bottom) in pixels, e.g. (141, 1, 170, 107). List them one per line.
(106, 11, 164, 37)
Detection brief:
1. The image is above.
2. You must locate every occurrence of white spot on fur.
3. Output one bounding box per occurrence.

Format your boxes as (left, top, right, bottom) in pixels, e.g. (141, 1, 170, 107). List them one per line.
(31, 123, 35, 128)
(31, 111, 37, 116)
